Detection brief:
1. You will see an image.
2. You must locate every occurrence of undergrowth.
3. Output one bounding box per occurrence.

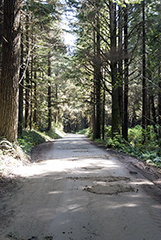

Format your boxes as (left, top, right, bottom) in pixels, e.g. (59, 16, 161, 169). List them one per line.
(18, 128, 63, 155)
(0, 128, 64, 175)
(82, 125, 161, 168)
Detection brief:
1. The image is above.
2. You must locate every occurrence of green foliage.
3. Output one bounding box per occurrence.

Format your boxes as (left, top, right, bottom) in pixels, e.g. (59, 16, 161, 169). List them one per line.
(45, 130, 62, 139)
(85, 128, 93, 139)
(77, 129, 87, 134)
(18, 130, 46, 154)
(87, 125, 161, 169)
(17, 127, 64, 155)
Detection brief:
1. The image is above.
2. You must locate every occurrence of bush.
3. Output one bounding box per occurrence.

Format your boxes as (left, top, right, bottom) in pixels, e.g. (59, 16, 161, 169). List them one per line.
(18, 130, 46, 154)
(76, 125, 161, 168)
(100, 125, 161, 168)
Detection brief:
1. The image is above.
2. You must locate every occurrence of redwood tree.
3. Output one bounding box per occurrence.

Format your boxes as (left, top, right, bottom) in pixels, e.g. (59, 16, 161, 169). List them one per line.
(110, 1, 120, 137)
(122, 5, 128, 140)
(142, 0, 147, 142)
(0, 0, 21, 143)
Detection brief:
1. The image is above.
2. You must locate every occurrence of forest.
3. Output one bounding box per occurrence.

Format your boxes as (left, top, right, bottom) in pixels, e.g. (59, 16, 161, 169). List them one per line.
(0, 0, 161, 167)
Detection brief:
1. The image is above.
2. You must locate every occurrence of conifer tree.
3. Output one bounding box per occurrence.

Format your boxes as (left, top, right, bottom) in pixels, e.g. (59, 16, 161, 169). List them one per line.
(0, 0, 21, 142)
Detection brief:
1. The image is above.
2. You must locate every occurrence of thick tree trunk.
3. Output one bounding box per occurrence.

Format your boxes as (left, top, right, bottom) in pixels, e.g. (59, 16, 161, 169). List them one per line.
(0, 0, 21, 142)
(122, 5, 128, 141)
(25, 14, 30, 129)
(110, 1, 120, 137)
(0, 0, 4, 65)
(142, 0, 147, 142)
(18, 29, 24, 136)
(158, 65, 161, 140)
(29, 44, 34, 130)
(0, 0, 3, 42)
(95, 4, 102, 139)
(92, 17, 96, 140)
(118, 5, 123, 135)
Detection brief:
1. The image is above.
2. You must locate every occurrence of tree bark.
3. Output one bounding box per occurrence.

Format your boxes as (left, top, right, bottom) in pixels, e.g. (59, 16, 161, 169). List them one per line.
(142, 0, 147, 142)
(25, 14, 30, 129)
(102, 88, 105, 140)
(92, 82, 96, 140)
(150, 94, 157, 134)
(0, 0, 21, 142)
(92, 15, 96, 140)
(54, 83, 58, 125)
(158, 65, 161, 140)
(47, 50, 52, 131)
(110, 1, 120, 137)
(33, 69, 37, 125)
(122, 5, 128, 141)
(95, 2, 102, 139)
(18, 28, 24, 136)
(0, 0, 4, 66)
(118, 5, 123, 135)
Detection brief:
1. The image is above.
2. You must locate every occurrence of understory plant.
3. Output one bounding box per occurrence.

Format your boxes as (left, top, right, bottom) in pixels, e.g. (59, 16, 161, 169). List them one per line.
(83, 125, 161, 168)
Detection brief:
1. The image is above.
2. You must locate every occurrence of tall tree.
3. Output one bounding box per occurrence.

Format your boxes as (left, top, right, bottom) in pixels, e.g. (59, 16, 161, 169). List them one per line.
(25, 13, 30, 129)
(47, 50, 52, 131)
(142, 0, 147, 142)
(122, 4, 128, 140)
(0, 0, 21, 142)
(118, 5, 123, 132)
(0, 0, 4, 62)
(110, 1, 120, 137)
(18, 26, 24, 136)
(95, 0, 102, 139)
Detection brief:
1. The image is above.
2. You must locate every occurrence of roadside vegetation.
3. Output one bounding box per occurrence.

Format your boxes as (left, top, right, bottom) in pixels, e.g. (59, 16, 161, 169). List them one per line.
(17, 127, 63, 155)
(0, 126, 64, 177)
(80, 126, 161, 169)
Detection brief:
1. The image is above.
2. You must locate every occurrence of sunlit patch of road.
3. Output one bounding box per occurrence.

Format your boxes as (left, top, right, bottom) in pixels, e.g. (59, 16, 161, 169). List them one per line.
(1, 134, 161, 240)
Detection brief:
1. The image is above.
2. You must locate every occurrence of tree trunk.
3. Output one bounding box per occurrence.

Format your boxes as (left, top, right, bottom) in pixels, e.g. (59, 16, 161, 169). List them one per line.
(110, 1, 120, 137)
(142, 0, 147, 142)
(102, 88, 105, 140)
(0, 0, 3, 42)
(150, 94, 157, 134)
(0, 0, 4, 66)
(25, 14, 30, 129)
(92, 82, 96, 140)
(29, 48, 34, 130)
(33, 69, 37, 125)
(95, 3, 102, 139)
(47, 50, 52, 131)
(29, 24, 34, 130)
(158, 65, 161, 140)
(29, 62, 33, 130)
(18, 28, 24, 136)
(0, 0, 21, 143)
(92, 17, 96, 140)
(54, 83, 58, 125)
(122, 5, 128, 141)
(118, 5, 123, 135)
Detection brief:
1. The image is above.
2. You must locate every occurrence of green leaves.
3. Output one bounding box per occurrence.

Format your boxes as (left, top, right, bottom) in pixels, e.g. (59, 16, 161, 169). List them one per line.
(18, 130, 46, 154)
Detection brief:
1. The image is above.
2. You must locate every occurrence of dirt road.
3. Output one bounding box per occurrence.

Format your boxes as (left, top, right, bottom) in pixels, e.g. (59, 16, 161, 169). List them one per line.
(1, 134, 161, 240)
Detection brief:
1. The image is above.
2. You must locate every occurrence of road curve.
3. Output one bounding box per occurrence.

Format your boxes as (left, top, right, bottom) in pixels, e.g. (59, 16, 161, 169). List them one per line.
(1, 134, 161, 240)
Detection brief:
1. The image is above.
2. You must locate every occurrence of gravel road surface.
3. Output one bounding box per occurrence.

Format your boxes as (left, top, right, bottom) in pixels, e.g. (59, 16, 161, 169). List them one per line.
(1, 134, 161, 240)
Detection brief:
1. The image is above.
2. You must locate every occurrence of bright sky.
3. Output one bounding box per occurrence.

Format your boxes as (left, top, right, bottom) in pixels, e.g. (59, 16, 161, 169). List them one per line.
(61, 3, 77, 48)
